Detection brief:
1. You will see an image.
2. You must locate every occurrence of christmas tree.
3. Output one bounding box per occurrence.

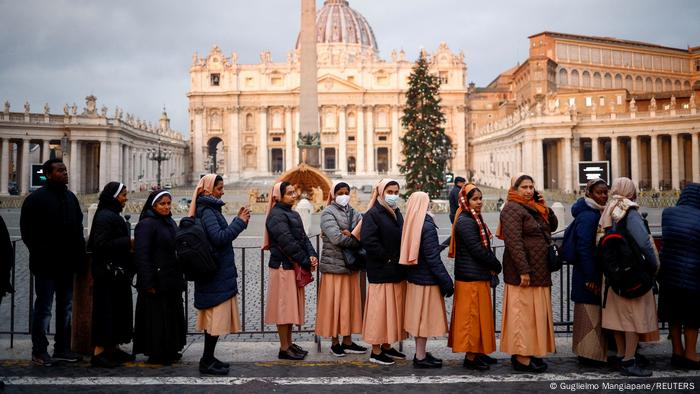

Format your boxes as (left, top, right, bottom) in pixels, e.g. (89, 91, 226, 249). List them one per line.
(399, 50, 452, 199)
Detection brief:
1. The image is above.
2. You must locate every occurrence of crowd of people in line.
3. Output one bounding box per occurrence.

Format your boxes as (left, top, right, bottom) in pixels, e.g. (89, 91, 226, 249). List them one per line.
(2, 158, 699, 378)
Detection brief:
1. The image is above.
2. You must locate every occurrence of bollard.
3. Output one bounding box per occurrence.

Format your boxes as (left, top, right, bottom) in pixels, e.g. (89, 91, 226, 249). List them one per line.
(550, 202, 566, 233)
(295, 198, 314, 236)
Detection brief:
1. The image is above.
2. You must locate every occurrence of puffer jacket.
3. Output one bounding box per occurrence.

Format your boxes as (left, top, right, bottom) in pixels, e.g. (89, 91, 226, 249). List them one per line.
(266, 202, 318, 271)
(194, 195, 247, 310)
(405, 215, 454, 295)
(660, 183, 700, 292)
(453, 211, 501, 282)
(500, 202, 558, 287)
(360, 201, 405, 284)
(570, 198, 603, 305)
(319, 202, 362, 275)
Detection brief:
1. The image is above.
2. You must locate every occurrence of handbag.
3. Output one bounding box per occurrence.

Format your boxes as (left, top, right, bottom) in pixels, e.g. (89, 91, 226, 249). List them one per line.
(293, 262, 314, 288)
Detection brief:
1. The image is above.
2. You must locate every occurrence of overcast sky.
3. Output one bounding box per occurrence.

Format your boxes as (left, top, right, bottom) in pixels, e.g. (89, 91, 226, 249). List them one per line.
(1, 0, 699, 136)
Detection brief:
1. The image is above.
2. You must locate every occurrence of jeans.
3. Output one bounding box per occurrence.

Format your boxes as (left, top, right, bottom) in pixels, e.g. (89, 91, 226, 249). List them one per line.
(31, 274, 74, 355)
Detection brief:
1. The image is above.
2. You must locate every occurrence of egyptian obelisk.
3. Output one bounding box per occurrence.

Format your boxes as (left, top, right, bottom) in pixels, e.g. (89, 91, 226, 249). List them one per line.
(298, 0, 320, 167)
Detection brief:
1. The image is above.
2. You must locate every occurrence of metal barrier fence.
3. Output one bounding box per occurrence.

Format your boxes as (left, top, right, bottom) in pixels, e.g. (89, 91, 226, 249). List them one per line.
(0, 234, 664, 349)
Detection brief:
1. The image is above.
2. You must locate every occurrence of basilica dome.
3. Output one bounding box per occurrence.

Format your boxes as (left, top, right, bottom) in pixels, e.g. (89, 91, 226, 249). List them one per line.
(296, 0, 378, 52)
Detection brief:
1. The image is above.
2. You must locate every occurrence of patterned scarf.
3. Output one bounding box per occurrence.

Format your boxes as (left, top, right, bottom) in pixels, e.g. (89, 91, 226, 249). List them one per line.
(448, 184, 491, 258)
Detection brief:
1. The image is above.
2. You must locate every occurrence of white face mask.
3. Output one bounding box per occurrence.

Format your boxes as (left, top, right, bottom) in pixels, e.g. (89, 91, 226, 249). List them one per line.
(384, 193, 399, 207)
(335, 194, 350, 207)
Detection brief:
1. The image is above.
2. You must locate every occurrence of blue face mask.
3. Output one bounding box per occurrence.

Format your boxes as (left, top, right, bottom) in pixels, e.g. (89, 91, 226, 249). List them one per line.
(384, 193, 399, 207)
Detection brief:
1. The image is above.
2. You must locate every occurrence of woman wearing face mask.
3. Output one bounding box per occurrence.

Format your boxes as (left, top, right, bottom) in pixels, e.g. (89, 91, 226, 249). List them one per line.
(316, 182, 366, 357)
(448, 184, 501, 370)
(570, 179, 609, 366)
(358, 179, 407, 365)
(190, 174, 250, 375)
(88, 182, 136, 368)
(499, 174, 558, 373)
(133, 190, 186, 365)
(263, 182, 319, 360)
(400, 192, 454, 368)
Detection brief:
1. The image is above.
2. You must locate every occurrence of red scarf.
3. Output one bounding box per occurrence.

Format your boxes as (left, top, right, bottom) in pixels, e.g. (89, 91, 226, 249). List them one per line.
(448, 184, 491, 258)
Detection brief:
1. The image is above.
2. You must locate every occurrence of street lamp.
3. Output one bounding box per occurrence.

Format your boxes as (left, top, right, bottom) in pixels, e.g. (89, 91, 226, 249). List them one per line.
(147, 139, 172, 189)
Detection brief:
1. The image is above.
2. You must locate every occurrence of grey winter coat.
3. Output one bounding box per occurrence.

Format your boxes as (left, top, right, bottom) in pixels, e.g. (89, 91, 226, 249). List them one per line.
(320, 202, 362, 274)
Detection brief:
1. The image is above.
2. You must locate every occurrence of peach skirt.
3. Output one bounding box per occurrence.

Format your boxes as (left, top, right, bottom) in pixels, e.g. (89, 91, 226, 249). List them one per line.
(264, 267, 305, 325)
(602, 289, 658, 336)
(500, 284, 556, 357)
(404, 283, 448, 338)
(196, 296, 241, 337)
(362, 282, 408, 345)
(315, 272, 363, 337)
(448, 280, 496, 354)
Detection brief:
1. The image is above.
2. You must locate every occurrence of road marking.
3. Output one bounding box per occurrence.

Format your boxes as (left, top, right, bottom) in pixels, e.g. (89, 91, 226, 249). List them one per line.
(4, 370, 700, 386)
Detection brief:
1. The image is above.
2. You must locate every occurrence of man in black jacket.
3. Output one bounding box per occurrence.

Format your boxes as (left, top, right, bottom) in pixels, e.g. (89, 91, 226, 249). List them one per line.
(20, 159, 85, 366)
(448, 177, 466, 224)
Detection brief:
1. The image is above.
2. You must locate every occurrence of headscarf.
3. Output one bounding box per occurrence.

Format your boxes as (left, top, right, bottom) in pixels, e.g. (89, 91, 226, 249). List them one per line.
(584, 178, 607, 211)
(188, 174, 219, 217)
(261, 181, 285, 251)
(139, 189, 172, 220)
(599, 177, 639, 229)
(326, 181, 351, 205)
(351, 178, 398, 240)
(97, 181, 126, 212)
(448, 184, 491, 257)
(496, 174, 548, 239)
(398, 192, 430, 265)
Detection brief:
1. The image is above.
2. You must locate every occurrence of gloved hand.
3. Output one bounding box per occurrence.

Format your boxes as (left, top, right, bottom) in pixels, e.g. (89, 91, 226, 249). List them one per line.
(441, 286, 454, 298)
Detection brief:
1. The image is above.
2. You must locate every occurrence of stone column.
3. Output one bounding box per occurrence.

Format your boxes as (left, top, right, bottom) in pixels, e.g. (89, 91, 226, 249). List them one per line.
(41, 140, 50, 162)
(285, 106, 294, 171)
(69, 140, 80, 193)
(650, 135, 659, 190)
(391, 106, 401, 175)
(671, 134, 681, 190)
(192, 107, 205, 177)
(630, 136, 640, 188)
(228, 106, 240, 179)
(258, 107, 268, 175)
(19, 139, 30, 195)
(338, 105, 347, 175)
(534, 138, 544, 189)
(0, 139, 9, 195)
(294, 108, 300, 165)
(563, 137, 573, 192)
(366, 106, 375, 174)
(591, 137, 599, 161)
(611, 136, 620, 180)
(692, 133, 700, 183)
(356, 106, 366, 174)
(110, 141, 121, 183)
(99, 141, 108, 190)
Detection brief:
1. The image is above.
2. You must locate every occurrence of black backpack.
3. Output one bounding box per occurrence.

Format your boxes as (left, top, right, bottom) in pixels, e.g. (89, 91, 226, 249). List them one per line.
(176, 215, 217, 281)
(597, 216, 653, 305)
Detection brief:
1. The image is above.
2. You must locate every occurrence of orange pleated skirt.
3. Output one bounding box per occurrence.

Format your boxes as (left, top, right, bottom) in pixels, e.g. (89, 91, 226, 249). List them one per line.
(362, 282, 408, 345)
(264, 267, 305, 325)
(500, 284, 556, 357)
(448, 280, 496, 354)
(404, 283, 448, 338)
(196, 296, 242, 336)
(315, 271, 363, 338)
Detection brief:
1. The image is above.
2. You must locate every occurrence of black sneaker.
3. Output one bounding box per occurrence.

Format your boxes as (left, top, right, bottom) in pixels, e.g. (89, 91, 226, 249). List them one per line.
(91, 353, 120, 368)
(369, 351, 395, 365)
(213, 357, 230, 369)
(381, 347, 406, 359)
(199, 358, 229, 375)
(278, 349, 305, 360)
(620, 358, 652, 377)
(413, 355, 441, 369)
(52, 351, 83, 363)
(330, 343, 346, 357)
(290, 343, 308, 356)
(425, 352, 442, 365)
(342, 342, 368, 354)
(511, 356, 547, 373)
(32, 352, 53, 367)
(464, 356, 490, 370)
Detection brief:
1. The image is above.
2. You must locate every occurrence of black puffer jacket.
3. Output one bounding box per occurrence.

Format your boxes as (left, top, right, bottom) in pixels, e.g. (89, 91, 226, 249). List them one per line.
(134, 210, 185, 293)
(660, 183, 700, 292)
(266, 203, 318, 271)
(88, 205, 134, 282)
(360, 201, 405, 284)
(453, 211, 501, 282)
(405, 215, 454, 294)
(20, 182, 86, 277)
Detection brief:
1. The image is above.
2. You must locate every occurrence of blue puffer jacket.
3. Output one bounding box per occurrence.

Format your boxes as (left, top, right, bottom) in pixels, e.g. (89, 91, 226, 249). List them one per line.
(570, 198, 603, 305)
(194, 195, 247, 310)
(660, 183, 700, 293)
(405, 215, 454, 295)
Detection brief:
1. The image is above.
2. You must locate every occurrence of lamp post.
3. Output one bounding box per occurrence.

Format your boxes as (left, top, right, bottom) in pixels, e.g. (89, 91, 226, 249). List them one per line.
(147, 139, 172, 189)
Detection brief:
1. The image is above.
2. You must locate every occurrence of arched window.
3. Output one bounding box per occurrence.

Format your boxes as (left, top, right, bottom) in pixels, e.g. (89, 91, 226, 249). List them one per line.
(558, 68, 568, 85)
(245, 113, 254, 131)
(582, 71, 591, 88)
(614, 74, 623, 89)
(646, 77, 654, 92)
(674, 80, 681, 91)
(604, 73, 613, 89)
(665, 79, 673, 91)
(571, 70, 580, 86)
(593, 72, 602, 88)
(635, 76, 644, 92)
(655, 78, 663, 92)
(625, 75, 633, 91)
(684, 81, 691, 90)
